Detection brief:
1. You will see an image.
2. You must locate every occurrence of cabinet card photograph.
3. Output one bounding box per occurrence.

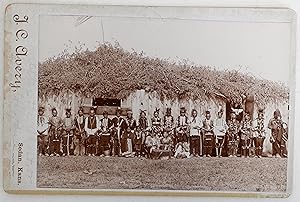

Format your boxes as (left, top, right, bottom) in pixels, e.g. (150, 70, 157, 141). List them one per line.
(3, 3, 296, 197)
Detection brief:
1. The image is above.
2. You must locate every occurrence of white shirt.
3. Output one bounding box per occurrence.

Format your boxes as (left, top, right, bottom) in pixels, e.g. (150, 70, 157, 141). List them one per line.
(189, 116, 202, 136)
(214, 117, 227, 136)
(84, 116, 99, 135)
(37, 115, 48, 135)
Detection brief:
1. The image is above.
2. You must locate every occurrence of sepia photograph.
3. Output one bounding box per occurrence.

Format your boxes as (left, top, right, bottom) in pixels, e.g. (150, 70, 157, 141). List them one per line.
(35, 7, 293, 194)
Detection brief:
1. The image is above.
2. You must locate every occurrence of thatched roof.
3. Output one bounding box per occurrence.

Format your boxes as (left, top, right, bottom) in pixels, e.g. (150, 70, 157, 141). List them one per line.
(38, 43, 289, 106)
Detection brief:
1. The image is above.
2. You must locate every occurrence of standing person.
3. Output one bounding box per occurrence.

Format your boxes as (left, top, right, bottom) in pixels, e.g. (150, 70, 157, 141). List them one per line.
(84, 107, 99, 156)
(281, 121, 289, 158)
(163, 108, 175, 144)
(189, 109, 202, 157)
(240, 112, 253, 158)
(151, 108, 163, 137)
(98, 111, 112, 156)
(176, 107, 189, 144)
(74, 107, 86, 156)
(227, 112, 240, 157)
(62, 108, 75, 156)
(134, 127, 144, 157)
(253, 109, 266, 158)
(202, 111, 214, 157)
(163, 108, 175, 151)
(111, 108, 126, 156)
(268, 109, 287, 158)
(123, 110, 137, 157)
(214, 108, 227, 158)
(48, 108, 63, 156)
(137, 110, 149, 157)
(37, 106, 49, 156)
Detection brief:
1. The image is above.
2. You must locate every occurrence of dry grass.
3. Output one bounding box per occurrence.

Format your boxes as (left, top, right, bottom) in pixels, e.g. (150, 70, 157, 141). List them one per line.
(38, 43, 288, 107)
(37, 156, 287, 193)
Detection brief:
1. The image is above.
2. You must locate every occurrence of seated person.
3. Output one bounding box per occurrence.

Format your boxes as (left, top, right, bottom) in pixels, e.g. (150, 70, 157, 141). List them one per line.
(158, 131, 173, 159)
(144, 132, 160, 159)
(174, 141, 190, 159)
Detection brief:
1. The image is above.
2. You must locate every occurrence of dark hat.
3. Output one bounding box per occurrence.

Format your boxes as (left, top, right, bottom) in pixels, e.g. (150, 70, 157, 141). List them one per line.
(51, 107, 57, 112)
(180, 107, 186, 112)
(38, 106, 44, 112)
(258, 108, 264, 113)
(166, 108, 171, 112)
(154, 108, 160, 114)
(205, 110, 210, 114)
(66, 108, 71, 112)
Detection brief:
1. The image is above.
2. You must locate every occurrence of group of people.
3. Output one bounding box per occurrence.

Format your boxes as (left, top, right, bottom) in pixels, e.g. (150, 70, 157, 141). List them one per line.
(37, 105, 288, 159)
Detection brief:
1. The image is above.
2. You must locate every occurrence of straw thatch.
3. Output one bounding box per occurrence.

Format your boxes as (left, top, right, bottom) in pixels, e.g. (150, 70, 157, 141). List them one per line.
(38, 43, 289, 107)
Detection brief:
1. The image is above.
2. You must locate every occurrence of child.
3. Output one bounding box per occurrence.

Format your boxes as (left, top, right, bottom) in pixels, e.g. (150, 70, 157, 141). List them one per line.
(134, 127, 145, 157)
(202, 111, 214, 157)
(214, 109, 227, 157)
(174, 141, 190, 159)
(240, 112, 253, 158)
(253, 109, 266, 158)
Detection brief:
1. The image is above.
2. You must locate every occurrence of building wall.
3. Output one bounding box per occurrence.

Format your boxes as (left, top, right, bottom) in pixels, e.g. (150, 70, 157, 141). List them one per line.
(39, 90, 290, 155)
(38, 92, 84, 118)
(121, 89, 226, 122)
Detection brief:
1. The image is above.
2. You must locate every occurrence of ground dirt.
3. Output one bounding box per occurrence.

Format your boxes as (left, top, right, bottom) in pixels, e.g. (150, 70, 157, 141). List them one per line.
(37, 156, 287, 192)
